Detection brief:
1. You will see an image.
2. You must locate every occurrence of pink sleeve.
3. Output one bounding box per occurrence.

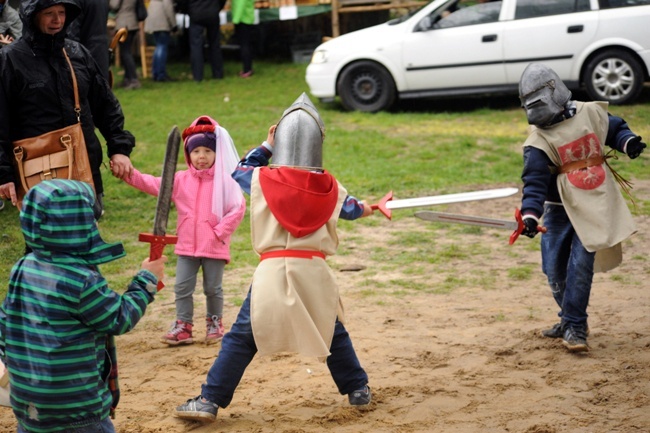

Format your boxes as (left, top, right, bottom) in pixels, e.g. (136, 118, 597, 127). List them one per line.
(214, 198, 246, 240)
(124, 168, 162, 197)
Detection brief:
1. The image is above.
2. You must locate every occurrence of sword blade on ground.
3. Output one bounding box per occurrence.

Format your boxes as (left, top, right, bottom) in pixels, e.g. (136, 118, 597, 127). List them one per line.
(138, 126, 181, 289)
(415, 208, 547, 245)
(370, 187, 519, 220)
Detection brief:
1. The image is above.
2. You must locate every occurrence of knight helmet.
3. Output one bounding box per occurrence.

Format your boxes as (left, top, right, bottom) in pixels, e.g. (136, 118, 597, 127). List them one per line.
(272, 93, 325, 170)
(519, 63, 572, 128)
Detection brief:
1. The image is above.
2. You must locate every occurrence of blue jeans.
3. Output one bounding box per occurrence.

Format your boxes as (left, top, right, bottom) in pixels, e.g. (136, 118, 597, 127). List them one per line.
(17, 417, 115, 433)
(201, 289, 369, 408)
(541, 204, 595, 329)
(152, 31, 171, 80)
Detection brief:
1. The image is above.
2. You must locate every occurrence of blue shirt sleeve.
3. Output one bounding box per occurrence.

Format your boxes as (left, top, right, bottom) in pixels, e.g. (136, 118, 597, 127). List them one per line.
(340, 194, 365, 220)
(606, 113, 636, 153)
(232, 142, 273, 195)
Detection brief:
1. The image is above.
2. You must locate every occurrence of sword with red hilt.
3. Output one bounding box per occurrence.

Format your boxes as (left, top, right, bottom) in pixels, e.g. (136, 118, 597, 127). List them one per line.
(369, 187, 520, 220)
(138, 126, 181, 290)
(414, 208, 547, 244)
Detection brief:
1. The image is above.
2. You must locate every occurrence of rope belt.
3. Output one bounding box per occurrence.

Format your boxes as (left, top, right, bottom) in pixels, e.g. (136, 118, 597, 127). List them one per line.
(260, 249, 326, 261)
(557, 149, 636, 209)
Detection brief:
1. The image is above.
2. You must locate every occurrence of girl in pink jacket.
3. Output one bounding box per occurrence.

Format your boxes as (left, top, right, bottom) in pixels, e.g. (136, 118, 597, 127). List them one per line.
(124, 116, 245, 345)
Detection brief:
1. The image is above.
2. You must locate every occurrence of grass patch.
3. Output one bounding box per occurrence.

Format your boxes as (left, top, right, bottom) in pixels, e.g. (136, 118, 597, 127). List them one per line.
(1, 59, 649, 299)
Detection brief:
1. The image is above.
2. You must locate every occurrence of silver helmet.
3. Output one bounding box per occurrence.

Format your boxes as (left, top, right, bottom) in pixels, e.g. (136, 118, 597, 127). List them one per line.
(272, 93, 325, 170)
(519, 63, 572, 128)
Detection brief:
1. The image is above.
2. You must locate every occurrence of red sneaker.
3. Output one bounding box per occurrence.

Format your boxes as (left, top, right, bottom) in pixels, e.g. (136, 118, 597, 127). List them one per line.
(161, 320, 193, 346)
(205, 315, 225, 344)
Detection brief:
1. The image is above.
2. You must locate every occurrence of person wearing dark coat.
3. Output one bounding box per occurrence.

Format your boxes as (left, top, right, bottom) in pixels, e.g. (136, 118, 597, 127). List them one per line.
(188, 0, 225, 81)
(0, 0, 136, 219)
(66, 0, 110, 81)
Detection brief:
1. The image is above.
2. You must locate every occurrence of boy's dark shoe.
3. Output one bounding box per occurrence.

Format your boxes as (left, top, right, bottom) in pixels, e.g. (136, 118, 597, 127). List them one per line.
(348, 385, 372, 406)
(541, 322, 564, 338)
(542, 322, 589, 339)
(175, 396, 218, 422)
(562, 327, 589, 352)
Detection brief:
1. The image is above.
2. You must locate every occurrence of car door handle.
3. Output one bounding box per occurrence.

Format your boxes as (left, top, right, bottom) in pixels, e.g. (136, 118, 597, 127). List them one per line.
(567, 25, 584, 33)
(482, 34, 497, 42)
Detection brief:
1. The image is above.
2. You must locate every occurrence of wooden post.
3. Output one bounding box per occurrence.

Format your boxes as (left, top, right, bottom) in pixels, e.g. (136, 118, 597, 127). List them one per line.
(331, 0, 340, 37)
(139, 21, 148, 79)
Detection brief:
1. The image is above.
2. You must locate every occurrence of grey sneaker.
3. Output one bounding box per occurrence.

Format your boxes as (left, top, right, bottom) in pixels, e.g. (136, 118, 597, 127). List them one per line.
(348, 385, 372, 406)
(541, 322, 564, 338)
(562, 327, 589, 352)
(175, 396, 218, 422)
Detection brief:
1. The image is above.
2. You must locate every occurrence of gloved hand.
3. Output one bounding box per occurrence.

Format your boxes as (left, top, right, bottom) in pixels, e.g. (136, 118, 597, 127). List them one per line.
(627, 136, 646, 159)
(171, 25, 179, 34)
(521, 216, 539, 239)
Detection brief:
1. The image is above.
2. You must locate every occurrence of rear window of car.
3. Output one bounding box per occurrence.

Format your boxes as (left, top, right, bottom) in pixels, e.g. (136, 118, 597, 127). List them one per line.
(598, 0, 650, 7)
(515, 0, 590, 19)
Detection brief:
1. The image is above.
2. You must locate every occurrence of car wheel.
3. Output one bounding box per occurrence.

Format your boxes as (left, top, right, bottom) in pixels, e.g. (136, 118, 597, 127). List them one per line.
(337, 61, 396, 112)
(583, 50, 644, 105)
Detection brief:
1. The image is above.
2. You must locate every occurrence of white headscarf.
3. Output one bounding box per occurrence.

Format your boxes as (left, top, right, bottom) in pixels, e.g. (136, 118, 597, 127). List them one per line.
(212, 126, 244, 220)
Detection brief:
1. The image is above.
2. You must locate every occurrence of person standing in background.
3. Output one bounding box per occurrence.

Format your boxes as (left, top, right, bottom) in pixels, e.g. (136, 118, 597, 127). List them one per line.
(110, 0, 141, 89)
(188, 0, 225, 82)
(67, 0, 110, 81)
(145, 0, 177, 81)
(0, 0, 22, 45)
(231, 0, 254, 78)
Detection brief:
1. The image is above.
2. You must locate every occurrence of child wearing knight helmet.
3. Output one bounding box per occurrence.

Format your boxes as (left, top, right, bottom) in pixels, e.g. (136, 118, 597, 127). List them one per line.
(123, 116, 246, 345)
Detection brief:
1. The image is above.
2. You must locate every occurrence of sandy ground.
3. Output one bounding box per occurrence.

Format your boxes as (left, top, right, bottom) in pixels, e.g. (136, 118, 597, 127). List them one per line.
(1, 183, 649, 433)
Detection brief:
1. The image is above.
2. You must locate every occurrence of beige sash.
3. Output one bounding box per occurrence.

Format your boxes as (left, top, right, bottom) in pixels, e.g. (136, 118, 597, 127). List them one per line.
(249, 169, 346, 359)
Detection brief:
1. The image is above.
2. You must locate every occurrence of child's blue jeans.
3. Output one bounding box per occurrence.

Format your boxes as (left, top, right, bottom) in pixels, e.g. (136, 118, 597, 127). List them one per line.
(541, 204, 595, 329)
(201, 288, 369, 408)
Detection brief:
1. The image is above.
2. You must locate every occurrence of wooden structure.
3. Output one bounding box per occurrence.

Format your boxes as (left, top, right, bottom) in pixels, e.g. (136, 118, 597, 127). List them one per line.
(329, 0, 426, 37)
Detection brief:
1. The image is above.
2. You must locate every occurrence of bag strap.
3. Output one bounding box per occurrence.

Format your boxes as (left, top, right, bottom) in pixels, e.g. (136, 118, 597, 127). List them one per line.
(62, 48, 81, 123)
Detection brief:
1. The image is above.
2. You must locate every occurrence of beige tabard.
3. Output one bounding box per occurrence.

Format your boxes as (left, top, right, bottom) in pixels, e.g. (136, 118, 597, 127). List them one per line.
(249, 169, 347, 359)
(524, 101, 637, 272)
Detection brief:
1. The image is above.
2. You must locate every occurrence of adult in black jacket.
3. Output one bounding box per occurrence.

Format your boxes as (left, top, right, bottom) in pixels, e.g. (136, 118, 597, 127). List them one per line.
(188, 0, 225, 81)
(67, 0, 110, 81)
(0, 0, 135, 218)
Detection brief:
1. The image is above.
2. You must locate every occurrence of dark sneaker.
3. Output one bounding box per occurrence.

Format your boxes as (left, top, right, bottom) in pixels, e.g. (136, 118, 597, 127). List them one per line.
(541, 322, 564, 338)
(175, 396, 218, 422)
(562, 327, 589, 352)
(542, 322, 590, 339)
(348, 385, 372, 406)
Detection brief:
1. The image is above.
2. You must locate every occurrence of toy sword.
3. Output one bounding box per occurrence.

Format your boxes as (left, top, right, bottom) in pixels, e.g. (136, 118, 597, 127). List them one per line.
(139, 126, 181, 290)
(370, 187, 519, 220)
(414, 208, 547, 244)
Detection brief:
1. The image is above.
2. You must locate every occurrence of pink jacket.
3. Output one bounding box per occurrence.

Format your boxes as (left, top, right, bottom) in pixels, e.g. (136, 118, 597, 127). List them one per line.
(125, 157, 246, 263)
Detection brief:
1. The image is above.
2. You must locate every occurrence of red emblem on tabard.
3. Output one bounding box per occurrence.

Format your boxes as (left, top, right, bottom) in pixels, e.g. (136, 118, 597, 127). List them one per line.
(558, 133, 605, 190)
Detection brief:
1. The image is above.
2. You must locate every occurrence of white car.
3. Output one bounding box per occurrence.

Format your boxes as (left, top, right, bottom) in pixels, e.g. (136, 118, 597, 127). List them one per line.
(306, 0, 650, 112)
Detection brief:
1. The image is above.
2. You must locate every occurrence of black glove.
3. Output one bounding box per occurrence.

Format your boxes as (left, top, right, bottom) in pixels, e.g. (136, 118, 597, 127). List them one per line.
(171, 25, 179, 33)
(627, 136, 646, 159)
(521, 216, 539, 239)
